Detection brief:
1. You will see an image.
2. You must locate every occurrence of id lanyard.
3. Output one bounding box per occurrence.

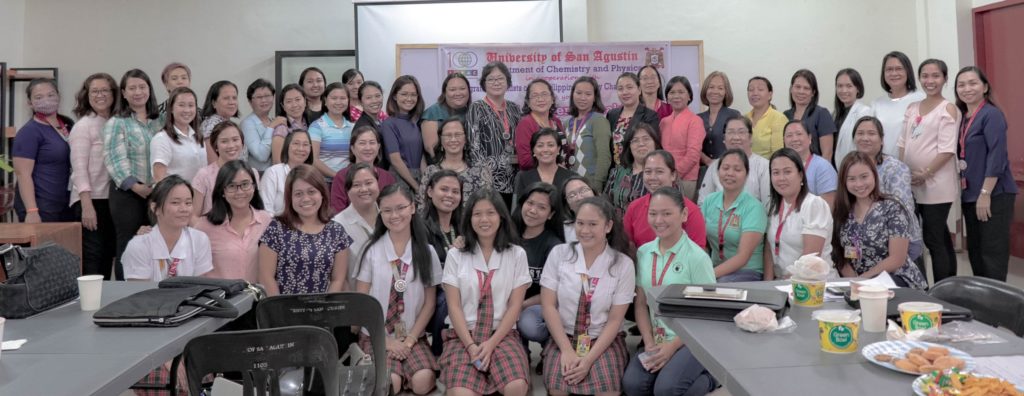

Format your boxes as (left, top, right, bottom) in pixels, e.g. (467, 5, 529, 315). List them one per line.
(567, 112, 593, 144)
(774, 202, 797, 257)
(477, 269, 495, 296)
(717, 208, 738, 260)
(959, 100, 986, 162)
(651, 252, 676, 287)
(483, 96, 510, 140)
(160, 258, 181, 279)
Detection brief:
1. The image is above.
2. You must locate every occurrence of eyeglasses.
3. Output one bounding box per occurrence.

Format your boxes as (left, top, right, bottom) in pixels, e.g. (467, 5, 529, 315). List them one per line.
(89, 89, 112, 97)
(485, 77, 506, 85)
(380, 204, 411, 217)
(441, 132, 465, 141)
(885, 66, 905, 74)
(630, 135, 653, 145)
(224, 181, 254, 193)
(565, 186, 593, 200)
(529, 92, 551, 100)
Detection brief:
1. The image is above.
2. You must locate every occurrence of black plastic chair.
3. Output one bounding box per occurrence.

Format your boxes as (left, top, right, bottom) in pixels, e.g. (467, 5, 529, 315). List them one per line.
(256, 293, 389, 396)
(928, 276, 1024, 336)
(183, 325, 339, 396)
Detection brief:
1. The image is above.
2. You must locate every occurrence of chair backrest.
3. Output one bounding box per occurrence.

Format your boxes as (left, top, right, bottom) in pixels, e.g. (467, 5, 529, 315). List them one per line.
(255, 293, 389, 396)
(928, 276, 1024, 336)
(183, 325, 339, 396)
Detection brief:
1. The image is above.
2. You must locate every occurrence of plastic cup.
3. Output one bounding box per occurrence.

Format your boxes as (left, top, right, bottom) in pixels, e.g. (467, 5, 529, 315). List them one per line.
(791, 277, 825, 307)
(77, 275, 104, 311)
(898, 302, 943, 333)
(858, 285, 891, 332)
(0, 316, 5, 361)
(812, 310, 861, 354)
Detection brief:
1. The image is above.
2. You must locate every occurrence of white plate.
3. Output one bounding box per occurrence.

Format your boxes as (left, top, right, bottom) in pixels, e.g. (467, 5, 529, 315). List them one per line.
(861, 340, 974, 375)
(912, 371, 1024, 396)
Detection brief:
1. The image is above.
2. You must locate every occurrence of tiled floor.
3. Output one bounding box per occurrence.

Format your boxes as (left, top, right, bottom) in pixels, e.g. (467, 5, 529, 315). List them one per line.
(122, 253, 1024, 396)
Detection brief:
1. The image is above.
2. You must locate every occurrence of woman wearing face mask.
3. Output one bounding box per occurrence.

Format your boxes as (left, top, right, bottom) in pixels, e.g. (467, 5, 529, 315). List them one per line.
(700, 149, 767, 282)
(330, 125, 397, 212)
(157, 62, 191, 118)
(623, 187, 717, 396)
(512, 182, 565, 371)
(832, 153, 927, 288)
(417, 117, 492, 208)
(698, 71, 741, 167)
(607, 72, 661, 168)
(638, 65, 672, 119)
(240, 79, 283, 171)
(123, 175, 212, 281)
(70, 73, 120, 277)
(150, 87, 205, 183)
(660, 76, 705, 199)
(421, 170, 464, 356)
(332, 163, 381, 285)
(783, 121, 838, 206)
(355, 184, 442, 396)
(299, 67, 327, 119)
(103, 68, 162, 280)
(541, 196, 634, 396)
(192, 121, 252, 217)
(784, 69, 837, 162)
(467, 62, 523, 207)
(871, 51, 926, 157)
(261, 130, 313, 215)
(832, 69, 872, 164)
(259, 164, 353, 296)
(745, 76, 788, 158)
(381, 75, 427, 190)
(200, 80, 241, 163)
(564, 76, 612, 192)
(353, 81, 389, 133)
(515, 79, 564, 170)
(271, 84, 312, 164)
(195, 160, 271, 281)
(605, 124, 662, 217)
(14, 78, 76, 223)
(623, 150, 706, 252)
(897, 59, 960, 283)
(309, 82, 355, 181)
(342, 68, 366, 119)
(423, 73, 472, 163)
(513, 128, 573, 205)
(763, 149, 835, 280)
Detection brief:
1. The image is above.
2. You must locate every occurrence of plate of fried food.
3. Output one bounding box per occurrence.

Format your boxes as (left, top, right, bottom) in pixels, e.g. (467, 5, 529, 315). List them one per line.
(861, 341, 973, 375)
(913, 369, 1024, 395)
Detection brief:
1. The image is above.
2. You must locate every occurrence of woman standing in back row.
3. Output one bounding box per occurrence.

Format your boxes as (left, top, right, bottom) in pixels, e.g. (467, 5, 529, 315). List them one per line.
(467, 62, 522, 207)
(872, 51, 926, 157)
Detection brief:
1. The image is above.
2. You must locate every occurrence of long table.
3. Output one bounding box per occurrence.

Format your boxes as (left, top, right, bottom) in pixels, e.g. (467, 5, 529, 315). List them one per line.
(653, 281, 1024, 396)
(0, 281, 255, 396)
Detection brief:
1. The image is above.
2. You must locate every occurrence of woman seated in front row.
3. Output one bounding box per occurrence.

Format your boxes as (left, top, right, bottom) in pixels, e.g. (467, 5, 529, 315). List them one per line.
(123, 175, 212, 281)
(700, 148, 767, 282)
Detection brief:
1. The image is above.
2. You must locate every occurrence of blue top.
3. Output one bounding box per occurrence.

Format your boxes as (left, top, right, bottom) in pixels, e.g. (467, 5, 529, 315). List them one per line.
(12, 118, 73, 214)
(959, 104, 1018, 202)
(309, 114, 354, 173)
(240, 113, 274, 171)
(805, 154, 838, 196)
(784, 105, 837, 156)
(380, 113, 424, 171)
(698, 107, 742, 160)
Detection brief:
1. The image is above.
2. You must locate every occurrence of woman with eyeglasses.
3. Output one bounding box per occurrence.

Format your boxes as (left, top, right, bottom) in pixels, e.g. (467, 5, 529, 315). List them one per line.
(150, 87, 204, 183)
(697, 115, 772, 206)
(513, 128, 573, 206)
(330, 125, 397, 212)
(270, 84, 312, 164)
(559, 175, 594, 243)
(623, 150, 706, 252)
(418, 116, 492, 208)
(515, 78, 564, 171)
(604, 124, 661, 217)
(381, 75, 427, 190)
(639, 65, 672, 119)
(871, 51, 926, 157)
(607, 72, 661, 168)
(240, 79, 282, 172)
(467, 61, 523, 207)
(423, 73, 472, 163)
(195, 160, 272, 281)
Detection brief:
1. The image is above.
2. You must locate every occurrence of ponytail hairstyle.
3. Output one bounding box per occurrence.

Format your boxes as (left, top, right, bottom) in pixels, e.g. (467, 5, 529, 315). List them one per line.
(359, 183, 434, 285)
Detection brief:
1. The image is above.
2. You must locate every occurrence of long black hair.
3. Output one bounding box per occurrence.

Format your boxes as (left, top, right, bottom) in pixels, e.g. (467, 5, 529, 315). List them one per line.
(954, 66, 998, 115)
(767, 148, 809, 217)
(205, 160, 265, 225)
(423, 169, 464, 235)
(558, 174, 593, 225)
(359, 183, 434, 285)
(565, 196, 630, 272)
(115, 69, 159, 119)
(460, 188, 520, 254)
(512, 182, 565, 242)
(833, 68, 865, 129)
(201, 80, 240, 118)
(880, 51, 917, 94)
(432, 116, 469, 164)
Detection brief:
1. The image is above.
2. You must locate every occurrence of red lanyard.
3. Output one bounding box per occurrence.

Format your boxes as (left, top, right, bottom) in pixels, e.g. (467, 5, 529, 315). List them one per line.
(34, 113, 69, 140)
(568, 112, 593, 143)
(483, 96, 509, 135)
(804, 154, 813, 171)
(717, 208, 737, 260)
(651, 252, 676, 286)
(476, 269, 495, 295)
(959, 100, 985, 159)
(774, 201, 797, 257)
(580, 274, 599, 302)
(160, 258, 181, 278)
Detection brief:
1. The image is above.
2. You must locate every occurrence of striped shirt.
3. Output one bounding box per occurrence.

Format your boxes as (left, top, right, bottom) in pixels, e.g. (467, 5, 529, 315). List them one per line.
(103, 115, 162, 189)
(308, 113, 353, 173)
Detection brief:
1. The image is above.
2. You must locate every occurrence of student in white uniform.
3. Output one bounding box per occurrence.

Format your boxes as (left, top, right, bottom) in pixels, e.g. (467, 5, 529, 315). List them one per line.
(559, 175, 595, 243)
(541, 196, 635, 396)
(333, 162, 379, 283)
(440, 188, 531, 396)
(150, 87, 205, 183)
(123, 175, 212, 281)
(763, 148, 836, 280)
(355, 183, 441, 396)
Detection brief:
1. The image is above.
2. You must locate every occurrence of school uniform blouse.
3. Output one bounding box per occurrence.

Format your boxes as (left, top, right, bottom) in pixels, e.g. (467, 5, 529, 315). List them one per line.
(697, 153, 772, 206)
(309, 113, 355, 174)
(442, 245, 532, 329)
(833, 101, 873, 164)
(332, 204, 376, 279)
(896, 100, 959, 204)
(466, 99, 523, 194)
(194, 208, 273, 282)
(766, 194, 834, 279)
(784, 105, 837, 156)
(624, 193, 707, 250)
(958, 103, 1017, 203)
(540, 243, 635, 337)
(871, 90, 926, 158)
(746, 107, 788, 158)
(698, 107, 742, 161)
(356, 233, 443, 336)
(635, 235, 716, 339)
(700, 190, 767, 273)
(240, 113, 275, 171)
(149, 127, 205, 181)
(514, 114, 564, 170)
(259, 163, 291, 215)
(122, 225, 213, 281)
(607, 106, 661, 167)
(659, 107, 706, 181)
(562, 112, 612, 191)
(805, 154, 838, 196)
(69, 114, 111, 204)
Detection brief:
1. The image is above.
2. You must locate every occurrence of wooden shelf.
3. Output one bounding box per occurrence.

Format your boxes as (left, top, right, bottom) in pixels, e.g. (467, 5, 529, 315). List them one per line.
(7, 69, 56, 80)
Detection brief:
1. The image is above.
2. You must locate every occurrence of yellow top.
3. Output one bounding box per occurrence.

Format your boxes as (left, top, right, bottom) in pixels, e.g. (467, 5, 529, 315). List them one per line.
(746, 107, 788, 158)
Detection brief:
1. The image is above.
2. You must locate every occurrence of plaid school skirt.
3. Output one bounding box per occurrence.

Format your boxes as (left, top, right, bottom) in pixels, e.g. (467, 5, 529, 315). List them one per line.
(438, 328, 531, 394)
(358, 334, 438, 383)
(542, 332, 629, 394)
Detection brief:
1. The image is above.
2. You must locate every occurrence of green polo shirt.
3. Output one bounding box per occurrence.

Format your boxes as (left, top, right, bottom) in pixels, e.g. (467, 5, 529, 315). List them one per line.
(701, 190, 767, 273)
(637, 235, 716, 340)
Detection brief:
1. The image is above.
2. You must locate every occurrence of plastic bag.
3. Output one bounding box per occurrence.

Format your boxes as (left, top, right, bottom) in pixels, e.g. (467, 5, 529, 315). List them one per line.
(734, 304, 797, 333)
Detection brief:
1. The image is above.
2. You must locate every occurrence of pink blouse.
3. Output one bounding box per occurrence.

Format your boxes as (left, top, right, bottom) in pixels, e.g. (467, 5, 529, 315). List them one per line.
(659, 108, 705, 181)
(69, 114, 111, 203)
(194, 208, 273, 282)
(896, 100, 959, 204)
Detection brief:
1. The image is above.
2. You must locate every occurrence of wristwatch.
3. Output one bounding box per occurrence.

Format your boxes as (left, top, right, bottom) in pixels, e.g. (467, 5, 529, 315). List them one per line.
(980, 188, 991, 195)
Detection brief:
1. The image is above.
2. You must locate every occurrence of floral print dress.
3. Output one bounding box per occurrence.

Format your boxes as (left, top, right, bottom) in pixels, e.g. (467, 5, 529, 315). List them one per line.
(838, 198, 927, 289)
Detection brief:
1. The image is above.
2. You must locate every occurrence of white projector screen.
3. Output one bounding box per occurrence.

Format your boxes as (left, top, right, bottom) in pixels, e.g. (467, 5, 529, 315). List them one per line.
(355, 0, 562, 96)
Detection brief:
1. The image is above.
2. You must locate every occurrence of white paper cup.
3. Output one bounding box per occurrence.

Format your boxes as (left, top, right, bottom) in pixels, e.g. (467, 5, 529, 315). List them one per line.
(77, 275, 104, 311)
(858, 285, 890, 332)
(0, 316, 6, 361)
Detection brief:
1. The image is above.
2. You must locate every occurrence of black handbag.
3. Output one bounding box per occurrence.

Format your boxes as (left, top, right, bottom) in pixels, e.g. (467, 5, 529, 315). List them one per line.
(656, 284, 790, 322)
(92, 285, 240, 327)
(0, 243, 81, 319)
(158, 276, 251, 296)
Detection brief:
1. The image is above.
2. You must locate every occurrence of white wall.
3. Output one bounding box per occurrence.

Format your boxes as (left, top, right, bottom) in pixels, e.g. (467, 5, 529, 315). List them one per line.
(0, 0, 25, 67)
(20, 0, 355, 118)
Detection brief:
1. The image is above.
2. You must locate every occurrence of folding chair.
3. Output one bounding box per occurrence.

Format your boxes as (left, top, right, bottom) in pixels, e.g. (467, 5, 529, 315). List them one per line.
(929, 276, 1024, 336)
